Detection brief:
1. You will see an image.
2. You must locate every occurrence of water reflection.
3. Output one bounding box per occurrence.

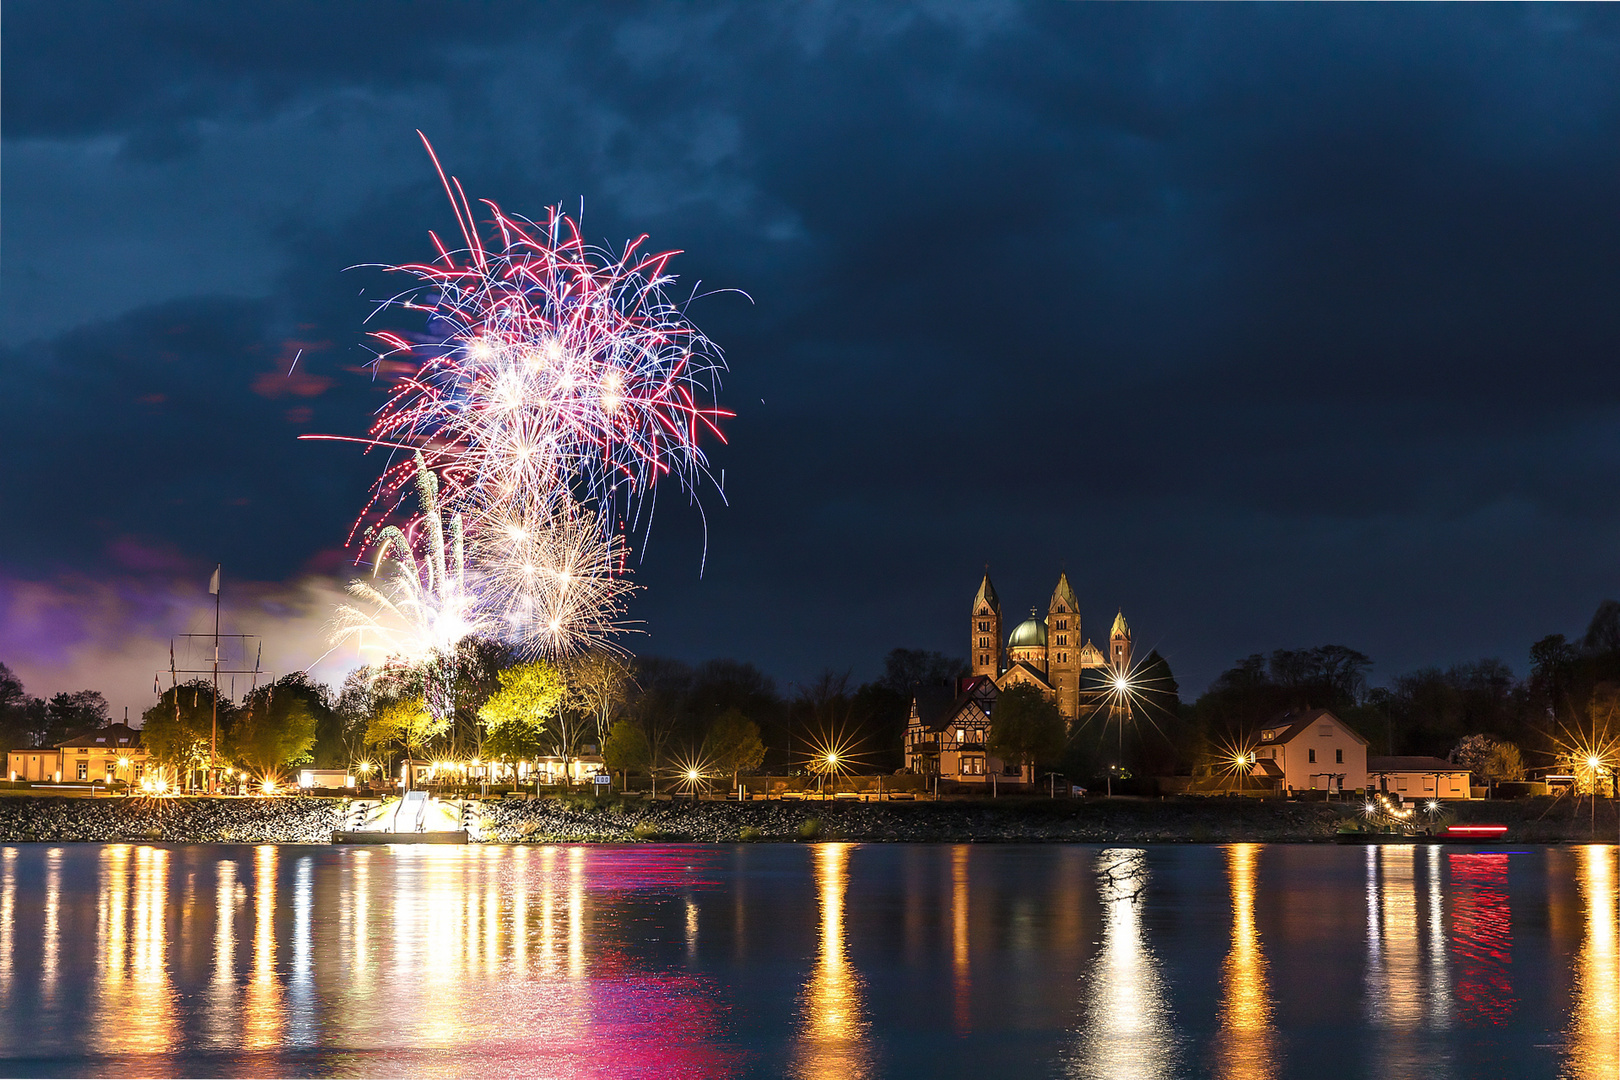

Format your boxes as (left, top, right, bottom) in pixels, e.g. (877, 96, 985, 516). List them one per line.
(791, 843, 872, 1080)
(1566, 845, 1618, 1080)
(1447, 852, 1513, 1026)
(1212, 844, 1277, 1080)
(1069, 848, 1179, 1079)
(91, 845, 178, 1054)
(951, 845, 971, 1035)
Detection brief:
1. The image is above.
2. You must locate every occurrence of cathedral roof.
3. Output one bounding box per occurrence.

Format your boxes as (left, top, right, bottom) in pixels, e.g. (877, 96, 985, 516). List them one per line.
(1110, 610, 1131, 638)
(1008, 610, 1046, 648)
(1049, 572, 1079, 614)
(973, 572, 1000, 615)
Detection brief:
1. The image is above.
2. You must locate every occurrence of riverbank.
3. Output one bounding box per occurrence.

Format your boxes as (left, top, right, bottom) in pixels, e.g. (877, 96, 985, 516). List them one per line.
(0, 793, 1614, 844)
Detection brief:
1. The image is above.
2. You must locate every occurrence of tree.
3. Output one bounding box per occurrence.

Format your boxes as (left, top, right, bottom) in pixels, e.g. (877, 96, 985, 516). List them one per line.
(43, 690, 109, 746)
(568, 651, 632, 753)
(231, 675, 321, 779)
(629, 657, 694, 786)
(478, 661, 567, 779)
(141, 681, 219, 788)
(0, 663, 40, 750)
(987, 683, 1066, 781)
(705, 708, 766, 788)
(602, 718, 652, 785)
(1483, 741, 1525, 788)
(878, 648, 966, 696)
(364, 696, 445, 760)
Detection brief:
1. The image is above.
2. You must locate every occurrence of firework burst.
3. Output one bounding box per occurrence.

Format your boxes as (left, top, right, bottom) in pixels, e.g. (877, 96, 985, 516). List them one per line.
(312, 133, 733, 547)
(467, 492, 638, 659)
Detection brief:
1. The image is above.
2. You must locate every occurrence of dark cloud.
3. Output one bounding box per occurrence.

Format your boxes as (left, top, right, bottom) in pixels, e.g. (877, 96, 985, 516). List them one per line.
(5, 2, 1620, 706)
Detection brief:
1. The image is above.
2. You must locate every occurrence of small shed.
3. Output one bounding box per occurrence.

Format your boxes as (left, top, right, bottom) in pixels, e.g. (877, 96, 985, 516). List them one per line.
(1368, 756, 1473, 800)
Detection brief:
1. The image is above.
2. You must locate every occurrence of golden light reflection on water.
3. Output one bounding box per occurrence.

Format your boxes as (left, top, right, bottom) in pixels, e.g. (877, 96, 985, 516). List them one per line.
(244, 845, 284, 1050)
(42, 847, 60, 1005)
(952, 845, 971, 1035)
(1212, 844, 1276, 1080)
(1566, 845, 1618, 1079)
(92, 845, 178, 1054)
(791, 843, 871, 1080)
(0, 848, 15, 1000)
(1069, 848, 1178, 1080)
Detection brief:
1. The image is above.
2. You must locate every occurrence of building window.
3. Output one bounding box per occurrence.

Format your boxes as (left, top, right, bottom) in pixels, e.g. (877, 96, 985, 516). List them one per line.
(1335, 749, 1343, 764)
(1308, 749, 1316, 764)
(76, 761, 88, 781)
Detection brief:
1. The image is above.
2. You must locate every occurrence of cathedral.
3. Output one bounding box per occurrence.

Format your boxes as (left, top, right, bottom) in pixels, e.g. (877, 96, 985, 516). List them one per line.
(971, 569, 1131, 721)
(903, 569, 1134, 785)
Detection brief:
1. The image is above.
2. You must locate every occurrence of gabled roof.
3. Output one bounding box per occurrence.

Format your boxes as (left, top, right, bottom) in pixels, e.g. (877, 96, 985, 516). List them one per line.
(56, 723, 143, 750)
(997, 661, 1053, 692)
(973, 572, 1000, 615)
(1050, 573, 1079, 614)
(1078, 640, 1107, 665)
(912, 677, 997, 733)
(1256, 708, 1369, 747)
(1368, 756, 1467, 773)
(1110, 610, 1130, 638)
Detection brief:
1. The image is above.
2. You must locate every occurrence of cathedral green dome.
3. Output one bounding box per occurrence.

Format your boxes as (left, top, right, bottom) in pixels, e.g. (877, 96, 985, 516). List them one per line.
(1008, 612, 1047, 649)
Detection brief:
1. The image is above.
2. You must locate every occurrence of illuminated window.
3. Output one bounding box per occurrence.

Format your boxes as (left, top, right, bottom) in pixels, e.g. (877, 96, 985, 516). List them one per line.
(76, 761, 88, 781)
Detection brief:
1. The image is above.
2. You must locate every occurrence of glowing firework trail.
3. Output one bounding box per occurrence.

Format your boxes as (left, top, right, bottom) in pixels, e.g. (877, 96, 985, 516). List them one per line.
(330, 455, 481, 719)
(311, 133, 733, 547)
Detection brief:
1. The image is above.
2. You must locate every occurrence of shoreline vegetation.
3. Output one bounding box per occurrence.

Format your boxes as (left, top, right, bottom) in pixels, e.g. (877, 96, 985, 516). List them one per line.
(0, 794, 1614, 845)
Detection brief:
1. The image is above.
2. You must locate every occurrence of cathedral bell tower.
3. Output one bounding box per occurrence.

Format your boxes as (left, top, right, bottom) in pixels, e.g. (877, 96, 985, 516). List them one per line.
(1110, 610, 1133, 673)
(971, 570, 1002, 679)
(1047, 572, 1080, 720)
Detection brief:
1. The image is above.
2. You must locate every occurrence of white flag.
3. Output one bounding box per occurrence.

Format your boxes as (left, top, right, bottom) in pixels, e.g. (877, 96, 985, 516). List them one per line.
(209, 566, 221, 595)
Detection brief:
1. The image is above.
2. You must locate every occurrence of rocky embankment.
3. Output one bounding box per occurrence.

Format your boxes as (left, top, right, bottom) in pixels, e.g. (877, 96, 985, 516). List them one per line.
(0, 796, 342, 843)
(0, 793, 1610, 845)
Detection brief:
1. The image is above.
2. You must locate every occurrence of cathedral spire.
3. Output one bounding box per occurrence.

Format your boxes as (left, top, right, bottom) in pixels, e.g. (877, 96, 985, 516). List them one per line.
(973, 568, 1001, 615)
(1050, 571, 1079, 614)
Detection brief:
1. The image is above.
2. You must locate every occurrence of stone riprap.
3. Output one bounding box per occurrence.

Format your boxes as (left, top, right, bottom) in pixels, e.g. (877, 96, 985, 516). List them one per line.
(0, 794, 1608, 845)
(0, 796, 342, 844)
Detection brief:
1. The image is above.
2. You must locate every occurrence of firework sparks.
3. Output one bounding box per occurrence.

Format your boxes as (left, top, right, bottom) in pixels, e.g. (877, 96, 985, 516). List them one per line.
(467, 492, 638, 659)
(331, 454, 481, 721)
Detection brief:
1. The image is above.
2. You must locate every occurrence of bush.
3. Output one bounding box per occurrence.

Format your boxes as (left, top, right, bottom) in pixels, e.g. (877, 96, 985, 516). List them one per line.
(739, 825, 762, 843)
(631, 821, 666, 841)
(798, 817, 823, 841)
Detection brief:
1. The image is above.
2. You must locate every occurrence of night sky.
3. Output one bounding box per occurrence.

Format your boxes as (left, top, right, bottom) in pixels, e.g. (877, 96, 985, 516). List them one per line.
(5, 3, 1620, 717)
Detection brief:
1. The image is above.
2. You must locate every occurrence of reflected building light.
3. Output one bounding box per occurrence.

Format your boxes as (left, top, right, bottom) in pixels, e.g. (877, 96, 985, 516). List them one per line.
(244, 846, 284, 1051)
(89, 845, 131, 1051)
(539, 846, 558, 976)
(44, 847, 65, 1006)
(289, 856, 316, 1046)
(569, 846, 585, 979)
(0, 848, 16, 1000)
(686, 898, 700, 961)
(952, 846, 971, 1036)
(1426, 846, 1452, 1027)
(1365, 846, 1423, 1031)
(790, 843, 872, 1080)
(1212, 844, 1277, 1080)
(1447, 852, 1514, 1027)
(130, 846, 177, 1052)
(1566, 845, 1618, 1079)
(208, 860, 239, 1047)
(1068, 848, 1180, 1080)
(513, 847, 529, 976)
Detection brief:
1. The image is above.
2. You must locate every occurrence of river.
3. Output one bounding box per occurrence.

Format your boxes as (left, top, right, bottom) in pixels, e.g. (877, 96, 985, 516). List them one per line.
(0, 842, 1612, 1078)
